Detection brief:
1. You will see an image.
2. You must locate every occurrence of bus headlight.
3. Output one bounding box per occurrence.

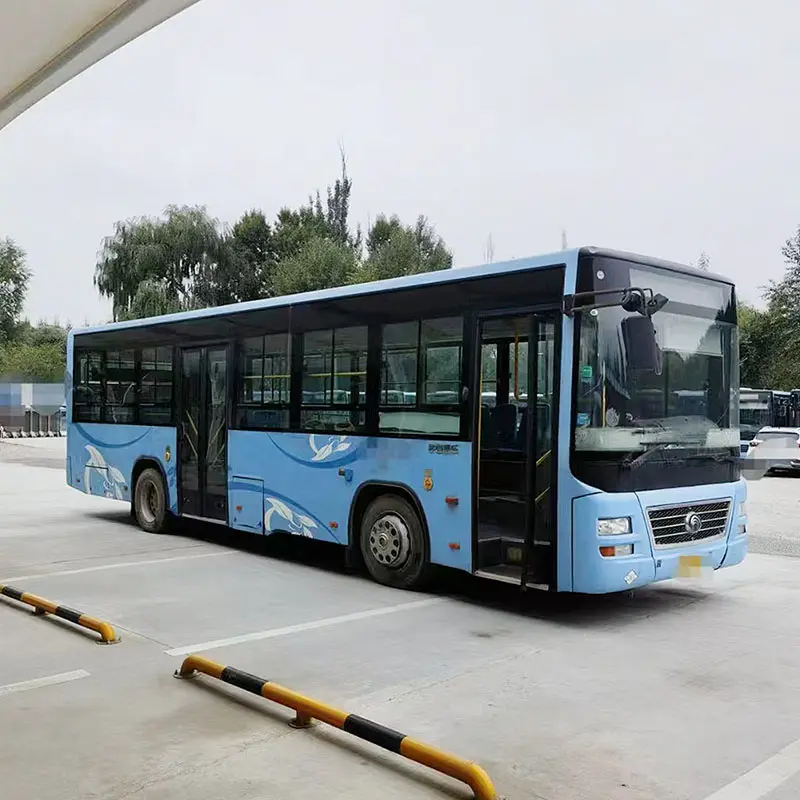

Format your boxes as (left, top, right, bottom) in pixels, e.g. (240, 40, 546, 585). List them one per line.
(597, 517, 631, 535)
(739, 500, 747, 518)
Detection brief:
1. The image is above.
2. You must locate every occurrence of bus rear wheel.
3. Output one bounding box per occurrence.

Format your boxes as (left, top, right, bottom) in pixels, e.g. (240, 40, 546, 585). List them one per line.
(134, 468, 170, 534)
(360, 494, 431, 590)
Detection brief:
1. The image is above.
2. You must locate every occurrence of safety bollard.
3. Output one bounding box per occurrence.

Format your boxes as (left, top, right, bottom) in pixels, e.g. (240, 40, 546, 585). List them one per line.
(175, 654, 497, 799)
(0, 584, 119, 644)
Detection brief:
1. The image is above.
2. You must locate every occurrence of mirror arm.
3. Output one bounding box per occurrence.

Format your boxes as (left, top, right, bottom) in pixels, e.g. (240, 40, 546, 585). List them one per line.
(562, 287, 649, 317)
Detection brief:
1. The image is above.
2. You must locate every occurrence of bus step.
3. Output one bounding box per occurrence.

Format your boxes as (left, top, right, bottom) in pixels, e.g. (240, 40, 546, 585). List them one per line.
(477, 536, 526, 568)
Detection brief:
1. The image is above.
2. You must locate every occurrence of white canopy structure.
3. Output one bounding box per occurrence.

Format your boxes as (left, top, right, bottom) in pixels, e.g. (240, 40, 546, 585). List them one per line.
(0, 0, 200, 131)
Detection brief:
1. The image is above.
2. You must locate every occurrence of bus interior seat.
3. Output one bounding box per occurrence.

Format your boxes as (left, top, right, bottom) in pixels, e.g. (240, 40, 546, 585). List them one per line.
(491, 404, 517, 448)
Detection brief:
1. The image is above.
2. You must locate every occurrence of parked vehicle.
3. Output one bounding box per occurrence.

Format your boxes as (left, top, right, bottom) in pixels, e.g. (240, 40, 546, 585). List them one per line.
(746, 427, 800, 474)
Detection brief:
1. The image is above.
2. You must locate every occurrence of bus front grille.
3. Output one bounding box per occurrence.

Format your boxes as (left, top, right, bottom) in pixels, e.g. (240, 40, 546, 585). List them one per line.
(646, 500, 731, 548)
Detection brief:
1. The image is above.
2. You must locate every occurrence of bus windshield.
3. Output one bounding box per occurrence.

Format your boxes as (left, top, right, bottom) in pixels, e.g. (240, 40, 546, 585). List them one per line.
(572, 257, 739, 491)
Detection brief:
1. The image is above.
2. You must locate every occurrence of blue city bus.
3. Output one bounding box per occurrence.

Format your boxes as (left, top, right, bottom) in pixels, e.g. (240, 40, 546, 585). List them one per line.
(65, 247, 746, 593)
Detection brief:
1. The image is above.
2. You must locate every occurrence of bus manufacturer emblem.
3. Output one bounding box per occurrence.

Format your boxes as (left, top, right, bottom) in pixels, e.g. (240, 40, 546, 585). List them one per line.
(684, 512, 702, 535)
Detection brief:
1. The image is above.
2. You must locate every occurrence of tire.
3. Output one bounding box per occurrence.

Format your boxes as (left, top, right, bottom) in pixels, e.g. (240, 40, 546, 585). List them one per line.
(133, 468, 170, 534)
(360, 494, 431, 590)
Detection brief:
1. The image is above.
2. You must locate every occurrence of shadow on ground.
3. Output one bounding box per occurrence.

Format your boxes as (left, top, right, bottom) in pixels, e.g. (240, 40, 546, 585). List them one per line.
(86, 506, 715, 630)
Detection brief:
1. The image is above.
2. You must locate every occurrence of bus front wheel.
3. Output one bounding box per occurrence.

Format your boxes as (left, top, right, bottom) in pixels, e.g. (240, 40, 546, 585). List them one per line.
(134, 468, 170, 534)
(360, 495, 431, 590)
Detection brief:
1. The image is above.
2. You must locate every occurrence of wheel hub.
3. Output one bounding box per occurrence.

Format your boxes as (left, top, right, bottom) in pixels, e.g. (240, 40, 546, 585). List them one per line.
(138, 478, 160, 525)
(368, 514, 411, 568)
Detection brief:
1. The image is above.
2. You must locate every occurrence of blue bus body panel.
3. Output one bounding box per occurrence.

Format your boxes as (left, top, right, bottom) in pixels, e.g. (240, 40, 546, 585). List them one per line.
(67, 423, 178, 512)
(228, 431, 473, 571)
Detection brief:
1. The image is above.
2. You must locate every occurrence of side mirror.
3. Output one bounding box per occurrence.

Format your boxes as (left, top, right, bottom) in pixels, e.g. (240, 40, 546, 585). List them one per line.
(622, 316, 661, 371)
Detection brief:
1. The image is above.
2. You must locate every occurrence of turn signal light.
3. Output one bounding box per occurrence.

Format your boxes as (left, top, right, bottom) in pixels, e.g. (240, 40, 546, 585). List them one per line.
(600, 544, 633, 558)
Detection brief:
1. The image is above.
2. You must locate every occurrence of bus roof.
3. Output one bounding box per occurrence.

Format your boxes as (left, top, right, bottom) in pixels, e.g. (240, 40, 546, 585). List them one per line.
(73, 245, 734, 337)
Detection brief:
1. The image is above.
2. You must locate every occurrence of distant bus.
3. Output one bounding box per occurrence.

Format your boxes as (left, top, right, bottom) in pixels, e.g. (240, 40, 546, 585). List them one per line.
(66, 247, 746, 594)
(790, 390, 800, 427)
(739, 389, 791, 454)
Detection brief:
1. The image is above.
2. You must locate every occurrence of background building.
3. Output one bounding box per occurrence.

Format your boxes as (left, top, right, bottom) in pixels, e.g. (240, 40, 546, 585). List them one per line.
(0, 382, 65, 435)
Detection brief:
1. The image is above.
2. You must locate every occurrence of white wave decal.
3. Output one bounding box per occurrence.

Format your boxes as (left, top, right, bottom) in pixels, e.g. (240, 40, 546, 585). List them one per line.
(84, 444, 126, 500)
(264, 496, 318, 538)
(308, 434, 352, 462)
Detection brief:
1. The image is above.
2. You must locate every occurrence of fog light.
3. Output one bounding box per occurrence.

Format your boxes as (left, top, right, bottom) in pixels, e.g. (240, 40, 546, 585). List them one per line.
(737, 523, 747, 536)
(600, 544, 634, 557)
(597, 517, 631, 535)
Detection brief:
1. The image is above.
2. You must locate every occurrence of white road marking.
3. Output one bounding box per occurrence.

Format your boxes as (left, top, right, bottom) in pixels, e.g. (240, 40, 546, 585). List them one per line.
(703, 737, 800, 800)
(0, 670, 90, 698)
(165, 597, 446, 657)
(2, 550, 232, 583)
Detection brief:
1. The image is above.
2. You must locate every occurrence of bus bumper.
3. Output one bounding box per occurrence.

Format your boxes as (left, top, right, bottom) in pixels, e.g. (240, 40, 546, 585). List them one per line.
(571, 482, 747, 594)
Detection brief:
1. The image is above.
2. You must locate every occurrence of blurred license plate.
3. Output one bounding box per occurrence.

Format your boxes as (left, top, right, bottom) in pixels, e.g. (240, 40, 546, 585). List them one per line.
(678, 555, 704, 578)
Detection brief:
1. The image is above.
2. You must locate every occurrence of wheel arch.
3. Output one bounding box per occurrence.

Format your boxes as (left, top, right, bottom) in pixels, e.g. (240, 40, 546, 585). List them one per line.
(131, 456, 171, 508)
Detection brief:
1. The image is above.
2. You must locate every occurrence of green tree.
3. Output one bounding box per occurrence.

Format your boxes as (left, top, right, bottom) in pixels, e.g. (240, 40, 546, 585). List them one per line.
(365, 214, 403, 258)
(273, 153, 361, 263)
(738, 304, 775, 388)
(763, 226, 800, 388)
(0, 342, 65, 382)
(356, 214, 452, 282)
(226, 209, 277, 301)
(92, 154, 454, 318)
(323, 150, 361, 252)
(26, 321, 69, 348)
(0, 320, 70, 382)
(124, 278, 183, 320)
(95, 205, 227, 320)
(272, 237, 358, 297)
(0, 238, 31, 344)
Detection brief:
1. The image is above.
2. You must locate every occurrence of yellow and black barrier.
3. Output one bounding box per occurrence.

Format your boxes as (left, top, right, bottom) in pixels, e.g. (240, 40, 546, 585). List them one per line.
(0, 584, 119, 644)
(175, 655, 497, 800)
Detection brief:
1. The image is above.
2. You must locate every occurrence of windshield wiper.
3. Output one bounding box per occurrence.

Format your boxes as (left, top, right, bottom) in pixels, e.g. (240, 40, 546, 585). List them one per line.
(623, 445, 739, 470)
(683, 450, 740, 465)
(622, 443, 676, 470)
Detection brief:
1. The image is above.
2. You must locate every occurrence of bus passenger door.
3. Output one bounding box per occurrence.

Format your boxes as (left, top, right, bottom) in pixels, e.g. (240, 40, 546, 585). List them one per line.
(526, 315, 558, 588)
(178, 345, 229, 522)
(475, 313, 558, 589)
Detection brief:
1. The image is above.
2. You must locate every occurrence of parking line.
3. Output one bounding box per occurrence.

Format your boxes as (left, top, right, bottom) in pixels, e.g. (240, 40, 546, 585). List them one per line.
(2, 550, 233, 583)
(0, 670, 90, 698)
(703, 737, 800, 800)
(165, 597, 446, 657)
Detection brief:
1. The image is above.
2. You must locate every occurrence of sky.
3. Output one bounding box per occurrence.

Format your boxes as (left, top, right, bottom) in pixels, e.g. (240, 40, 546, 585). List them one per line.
(1, 0, 799, 326)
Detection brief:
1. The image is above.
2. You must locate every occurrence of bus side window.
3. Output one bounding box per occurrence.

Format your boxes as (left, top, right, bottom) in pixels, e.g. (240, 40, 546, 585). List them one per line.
(73, 349, 104, 422)
(105, 350, 136, 424)
(140, 347, 173, 426)
(301, 326, 367, 433)
(379, 317, 462, 437)
(237, 335, 290, 429)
